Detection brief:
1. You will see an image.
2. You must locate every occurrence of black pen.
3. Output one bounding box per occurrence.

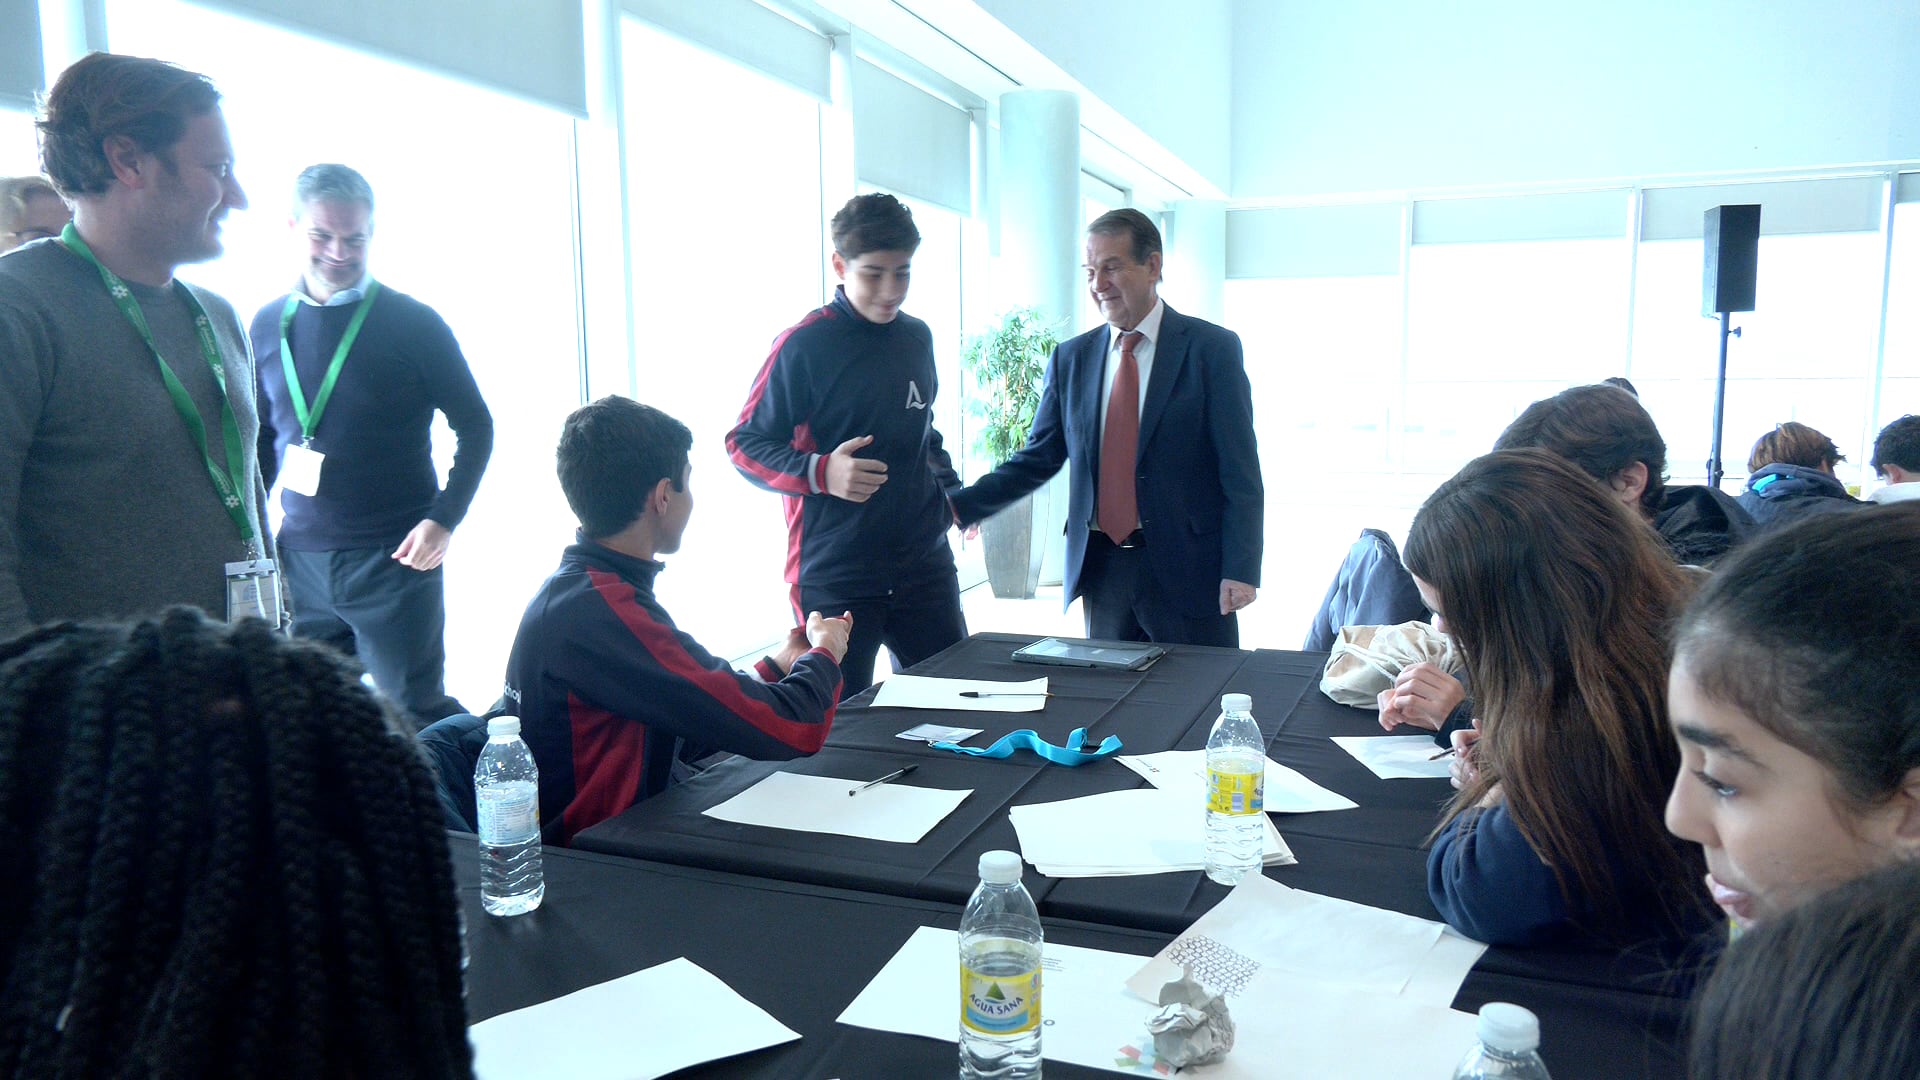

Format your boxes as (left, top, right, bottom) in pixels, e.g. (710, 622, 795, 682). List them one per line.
(1428, 747, 1457, 761)
(959, 691, 1053, 698)
(849, 763, 919, 795)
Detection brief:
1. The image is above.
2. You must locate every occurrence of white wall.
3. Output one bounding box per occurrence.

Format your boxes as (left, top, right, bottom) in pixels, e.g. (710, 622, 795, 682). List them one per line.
(1231, 0, 1920, 199)
(976, 0, 1233, 192)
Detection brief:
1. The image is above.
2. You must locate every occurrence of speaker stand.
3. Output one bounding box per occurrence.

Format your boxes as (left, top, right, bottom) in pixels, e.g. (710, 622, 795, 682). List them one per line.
(1706, 313, 1742, 490)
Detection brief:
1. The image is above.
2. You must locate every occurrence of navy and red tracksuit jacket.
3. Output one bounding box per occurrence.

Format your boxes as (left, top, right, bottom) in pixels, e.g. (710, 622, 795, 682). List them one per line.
(504, 535, 842, 843)
(726, 287, 961, 599)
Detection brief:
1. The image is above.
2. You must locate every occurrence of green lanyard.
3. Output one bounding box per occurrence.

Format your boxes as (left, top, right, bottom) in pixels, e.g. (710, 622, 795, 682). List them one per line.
(58, 224, 255, 545)
(278, 280, 381, 442)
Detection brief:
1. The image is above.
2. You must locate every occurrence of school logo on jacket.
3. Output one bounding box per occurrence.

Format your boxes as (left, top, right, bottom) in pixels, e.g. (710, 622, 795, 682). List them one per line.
(905, 380, 926, 410)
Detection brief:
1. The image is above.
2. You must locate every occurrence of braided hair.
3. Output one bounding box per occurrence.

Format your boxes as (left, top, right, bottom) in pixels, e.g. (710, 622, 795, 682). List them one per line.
(0, 608, 472, 1078)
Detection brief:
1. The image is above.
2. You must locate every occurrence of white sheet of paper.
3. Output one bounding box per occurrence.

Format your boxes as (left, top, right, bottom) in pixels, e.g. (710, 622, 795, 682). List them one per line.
(839, 925, 1478, 1079)
(1116, 749, 1359, 814)
(871, 674, 1051, 712)
(1124, 874, 1485, 1008)
(1007, 788, 1293, 878)
(702, 771, 971, 844)
(1330, 735, 1456, 779)
(839, 925, 1162, 1072)
(896, 722, 984, 744)
(470, 956, 798, 1080)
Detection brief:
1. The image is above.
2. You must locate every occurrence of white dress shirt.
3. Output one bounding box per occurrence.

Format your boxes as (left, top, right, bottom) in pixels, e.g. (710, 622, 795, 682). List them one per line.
(1096, 297, 1165, 439)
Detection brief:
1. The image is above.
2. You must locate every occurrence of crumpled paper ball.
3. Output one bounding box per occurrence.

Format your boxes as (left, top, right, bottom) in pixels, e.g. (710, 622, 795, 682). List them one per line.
(1147, 971, 1235, 1067)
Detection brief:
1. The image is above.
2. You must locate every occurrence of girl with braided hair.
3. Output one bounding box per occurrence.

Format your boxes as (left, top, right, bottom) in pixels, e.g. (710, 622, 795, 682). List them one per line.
(0, 608, 472, 1078)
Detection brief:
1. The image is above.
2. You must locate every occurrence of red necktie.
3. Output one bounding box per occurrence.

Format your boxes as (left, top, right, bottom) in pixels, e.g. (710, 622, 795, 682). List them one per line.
(1098, 330, 1144, 542)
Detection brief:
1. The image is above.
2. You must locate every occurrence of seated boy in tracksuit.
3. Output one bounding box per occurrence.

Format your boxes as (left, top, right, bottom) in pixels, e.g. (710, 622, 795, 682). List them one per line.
(726, 193, 966, 695)
(504, 396, 852, 843)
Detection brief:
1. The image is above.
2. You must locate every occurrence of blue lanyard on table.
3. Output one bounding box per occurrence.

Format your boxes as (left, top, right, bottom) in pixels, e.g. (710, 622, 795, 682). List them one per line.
(931, 726, 1122, 765)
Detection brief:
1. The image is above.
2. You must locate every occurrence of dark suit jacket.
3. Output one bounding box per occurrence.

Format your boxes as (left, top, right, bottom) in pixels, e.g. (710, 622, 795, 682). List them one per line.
(951, 303, 1263, 618)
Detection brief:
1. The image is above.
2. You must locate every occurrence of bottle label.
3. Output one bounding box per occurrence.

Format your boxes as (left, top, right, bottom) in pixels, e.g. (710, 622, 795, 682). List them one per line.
(477, 786, 539, 843)
(960, 962, 1040, 1035)
(1207, 766, 1263, 815)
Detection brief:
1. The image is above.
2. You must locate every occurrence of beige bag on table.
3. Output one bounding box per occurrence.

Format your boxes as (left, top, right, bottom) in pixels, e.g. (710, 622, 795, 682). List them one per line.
(1319, 621, 1461, 706)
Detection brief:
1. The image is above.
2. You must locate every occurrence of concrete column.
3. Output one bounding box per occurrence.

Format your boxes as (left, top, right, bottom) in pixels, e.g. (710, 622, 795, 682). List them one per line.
(994, 89, 1080, 588)
(996, 89, 1081, 336)
(1163, 199, 1227, 324)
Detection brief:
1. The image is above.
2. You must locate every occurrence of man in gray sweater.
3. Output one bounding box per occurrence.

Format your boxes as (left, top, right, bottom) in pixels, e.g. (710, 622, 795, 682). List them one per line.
(0, 53, 270, 638)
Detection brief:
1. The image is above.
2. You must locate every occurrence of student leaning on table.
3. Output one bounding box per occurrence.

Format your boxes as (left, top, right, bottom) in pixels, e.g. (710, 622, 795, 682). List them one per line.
(0, 609, 472, 1078)
(1664, 506, 1920, 933)
(1403, 449, 1718, 947)
(503, 396, 851, 845)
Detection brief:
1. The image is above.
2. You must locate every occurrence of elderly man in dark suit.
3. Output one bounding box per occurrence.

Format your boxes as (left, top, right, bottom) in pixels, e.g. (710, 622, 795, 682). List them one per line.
(952, 209, 1263, 646)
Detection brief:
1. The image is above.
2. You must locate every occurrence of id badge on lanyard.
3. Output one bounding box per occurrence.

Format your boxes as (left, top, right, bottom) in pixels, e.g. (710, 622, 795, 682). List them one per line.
(276, 282, 379, 499)
(225, 557, 283, 626)
(279, 442, 325, 496)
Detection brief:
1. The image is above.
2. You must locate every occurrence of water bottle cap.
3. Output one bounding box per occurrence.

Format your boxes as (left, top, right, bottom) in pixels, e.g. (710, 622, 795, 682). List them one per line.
(486, 715, 522, 737)
(978, 850, 1023, 884)
(1476, 1002, 1540, 1052)
(1221, 693, 1252, 714)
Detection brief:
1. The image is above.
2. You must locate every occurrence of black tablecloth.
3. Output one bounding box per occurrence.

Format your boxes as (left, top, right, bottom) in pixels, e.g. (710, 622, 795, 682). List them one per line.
(568, 635, 1695, 1078)
(457, 841, 1168, 1079)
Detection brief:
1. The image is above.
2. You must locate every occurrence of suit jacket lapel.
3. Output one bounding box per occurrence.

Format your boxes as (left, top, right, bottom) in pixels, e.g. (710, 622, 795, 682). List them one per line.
(1138, 304, 1186, 454)
(1073, 326, 1108, 460)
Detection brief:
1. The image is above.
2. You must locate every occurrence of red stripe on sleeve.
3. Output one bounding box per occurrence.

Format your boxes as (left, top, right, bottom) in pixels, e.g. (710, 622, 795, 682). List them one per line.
(587, 569, 836, 752)
(725, 308, 837, 493)
(560, 691, 648, 843)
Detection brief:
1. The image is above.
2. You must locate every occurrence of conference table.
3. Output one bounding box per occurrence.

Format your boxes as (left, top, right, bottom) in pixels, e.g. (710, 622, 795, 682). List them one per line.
(456, 842, 1178, 1078)
(484, 633, 1700, 1078)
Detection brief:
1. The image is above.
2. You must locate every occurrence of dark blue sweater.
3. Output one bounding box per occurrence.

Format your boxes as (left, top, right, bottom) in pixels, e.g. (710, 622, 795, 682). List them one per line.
(725, 287, 960, 595)
(251, 285, 492, 551)
(1429, 803, 1714, 947)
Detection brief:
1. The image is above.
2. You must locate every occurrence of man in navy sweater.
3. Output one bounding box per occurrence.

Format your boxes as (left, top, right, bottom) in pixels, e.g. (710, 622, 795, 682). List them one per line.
(728, 193, 966, 693)
(252, 164, 492, 728)
(507, 397, 851, 843)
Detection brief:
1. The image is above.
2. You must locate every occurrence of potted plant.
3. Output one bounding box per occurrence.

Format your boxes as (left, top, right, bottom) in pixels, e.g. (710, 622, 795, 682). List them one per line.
(963, 307, 1061, 598)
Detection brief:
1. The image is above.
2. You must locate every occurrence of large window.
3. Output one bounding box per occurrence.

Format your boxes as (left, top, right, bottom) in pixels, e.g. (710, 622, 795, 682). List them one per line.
(1403, 237, 1631, 479)
(1630, 232, 1884, 490)
(1225, 274, 1408, 648)
(0, 110, 37, 178)
(111, 0, 584, 711)
(621, 16, 827, 661)
(1872, 198, 1920, 487)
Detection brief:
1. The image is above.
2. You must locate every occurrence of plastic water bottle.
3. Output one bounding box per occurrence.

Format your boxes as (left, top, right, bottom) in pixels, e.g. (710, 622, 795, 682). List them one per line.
(1204, 693, 1265, 885)
(475, 715, 544, 917)
(1452, 1003, 1552, 1079)
(959, 850, 1042, 1079)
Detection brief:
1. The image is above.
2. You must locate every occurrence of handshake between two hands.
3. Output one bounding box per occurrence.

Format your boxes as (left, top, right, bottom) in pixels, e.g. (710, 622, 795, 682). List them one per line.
(769, 610, 856, 672)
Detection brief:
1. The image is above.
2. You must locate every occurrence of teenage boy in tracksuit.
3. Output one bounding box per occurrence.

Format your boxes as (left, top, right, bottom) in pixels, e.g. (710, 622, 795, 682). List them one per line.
(727, 193, 966, 694)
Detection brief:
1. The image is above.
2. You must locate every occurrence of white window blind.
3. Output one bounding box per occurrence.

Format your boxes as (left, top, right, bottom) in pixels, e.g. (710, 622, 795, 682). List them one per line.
(1226, 203, 1402, 279)
(626, 0, 830, 103)
(853, 60, 970, 216)
(0, 0, 43, 110)
(197, 0, 586, 116)
(1642, 177, 1884, 240)
(1413, 190, 1629, 244)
